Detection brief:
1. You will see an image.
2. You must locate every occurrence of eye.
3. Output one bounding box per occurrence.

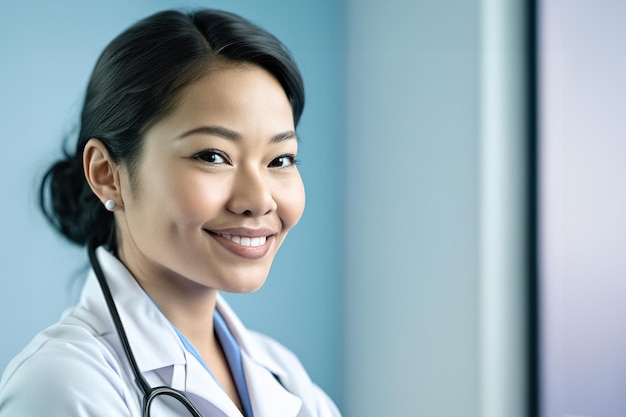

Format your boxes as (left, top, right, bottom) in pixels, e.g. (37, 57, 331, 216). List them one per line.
(268, 154, 298, 169)
(192, 149, 230, 165)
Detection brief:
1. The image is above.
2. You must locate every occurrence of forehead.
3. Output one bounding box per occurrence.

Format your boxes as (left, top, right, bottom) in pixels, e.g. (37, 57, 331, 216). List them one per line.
(160, 64, 294, 134)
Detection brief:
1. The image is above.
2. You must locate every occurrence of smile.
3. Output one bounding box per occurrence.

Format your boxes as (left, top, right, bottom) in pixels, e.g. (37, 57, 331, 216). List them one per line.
(216, 233, 268, 247)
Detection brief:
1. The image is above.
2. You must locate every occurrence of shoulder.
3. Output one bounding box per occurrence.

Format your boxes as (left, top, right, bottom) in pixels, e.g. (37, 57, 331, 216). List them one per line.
(246, 331, 342, 417)
(0, 320, 133, 416)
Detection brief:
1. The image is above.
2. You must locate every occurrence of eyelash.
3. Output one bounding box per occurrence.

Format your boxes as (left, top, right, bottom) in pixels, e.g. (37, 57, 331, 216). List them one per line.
(191, 150, 300, 168)
(269, 154, 300, 169)
(191, 149, 230, 165)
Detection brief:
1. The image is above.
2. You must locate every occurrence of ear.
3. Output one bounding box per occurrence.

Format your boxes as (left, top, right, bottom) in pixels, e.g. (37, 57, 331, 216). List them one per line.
(83, 138, 123, 209)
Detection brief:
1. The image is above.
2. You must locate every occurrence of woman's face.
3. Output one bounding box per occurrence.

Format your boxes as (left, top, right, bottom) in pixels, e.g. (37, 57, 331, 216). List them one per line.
(115, 64, 305, 296)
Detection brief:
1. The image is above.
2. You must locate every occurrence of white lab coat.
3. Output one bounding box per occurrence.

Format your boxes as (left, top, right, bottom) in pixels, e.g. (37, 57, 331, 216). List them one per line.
(0, 248, 341, 417)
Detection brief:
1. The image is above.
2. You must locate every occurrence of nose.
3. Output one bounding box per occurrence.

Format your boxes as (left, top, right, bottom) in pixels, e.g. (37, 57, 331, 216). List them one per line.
(227, 166, 277, 216)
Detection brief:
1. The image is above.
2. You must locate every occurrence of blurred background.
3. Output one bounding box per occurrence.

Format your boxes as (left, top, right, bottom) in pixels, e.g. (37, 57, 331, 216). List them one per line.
(2, 1, 626, 416)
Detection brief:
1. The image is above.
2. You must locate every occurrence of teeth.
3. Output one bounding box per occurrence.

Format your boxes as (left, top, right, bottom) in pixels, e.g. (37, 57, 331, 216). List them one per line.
(218, 233, 267, 247)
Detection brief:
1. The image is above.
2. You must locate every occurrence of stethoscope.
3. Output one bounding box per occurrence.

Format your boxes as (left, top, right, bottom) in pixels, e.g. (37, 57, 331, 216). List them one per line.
(87, 242, 203, 417)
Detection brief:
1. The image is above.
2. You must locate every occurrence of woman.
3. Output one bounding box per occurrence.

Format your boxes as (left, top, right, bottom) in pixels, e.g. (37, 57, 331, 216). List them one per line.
(0, 9, 340, 417)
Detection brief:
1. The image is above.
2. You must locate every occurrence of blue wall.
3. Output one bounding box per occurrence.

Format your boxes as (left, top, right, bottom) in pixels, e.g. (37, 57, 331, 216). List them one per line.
(344, 1, 481, 415)
(0, 0, 344, 407)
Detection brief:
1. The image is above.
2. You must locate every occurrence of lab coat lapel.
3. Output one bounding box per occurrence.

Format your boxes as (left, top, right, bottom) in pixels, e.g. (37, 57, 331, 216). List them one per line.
(183, 353, 243, 417)
(216, 296, 303, 417)
(242, 353, 302, 417)
(86, 248, 187, 375)
(150, 360, 303, 417)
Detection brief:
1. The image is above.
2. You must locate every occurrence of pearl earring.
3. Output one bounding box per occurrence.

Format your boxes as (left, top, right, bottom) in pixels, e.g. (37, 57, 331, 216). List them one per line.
(104, 199, 116, 211)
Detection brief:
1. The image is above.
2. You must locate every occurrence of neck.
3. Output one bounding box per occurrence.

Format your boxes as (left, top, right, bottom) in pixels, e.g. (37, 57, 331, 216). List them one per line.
(116, 245, 221, 350)
(147, 281, 219, 349)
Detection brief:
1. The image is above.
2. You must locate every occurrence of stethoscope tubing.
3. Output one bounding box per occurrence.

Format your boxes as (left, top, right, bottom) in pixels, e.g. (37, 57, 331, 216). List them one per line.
(87, 243, 203, 417)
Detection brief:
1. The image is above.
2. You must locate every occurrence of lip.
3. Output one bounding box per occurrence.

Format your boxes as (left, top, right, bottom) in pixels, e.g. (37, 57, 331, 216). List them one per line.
(205, 228, 275, 260)
(210, 227, 276, 238)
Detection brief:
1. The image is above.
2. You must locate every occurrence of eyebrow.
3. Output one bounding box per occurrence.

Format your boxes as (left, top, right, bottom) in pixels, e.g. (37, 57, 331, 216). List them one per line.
(176, 125, 298, 143)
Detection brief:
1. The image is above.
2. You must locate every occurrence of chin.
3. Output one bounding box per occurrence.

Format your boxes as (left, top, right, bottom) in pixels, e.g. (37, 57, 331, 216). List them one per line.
(222, 276, 269, 294)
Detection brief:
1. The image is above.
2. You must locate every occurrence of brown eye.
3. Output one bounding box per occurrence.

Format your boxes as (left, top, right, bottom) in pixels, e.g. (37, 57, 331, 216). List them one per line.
(268, 154, 298, 168)
(192, 150, 230, 165)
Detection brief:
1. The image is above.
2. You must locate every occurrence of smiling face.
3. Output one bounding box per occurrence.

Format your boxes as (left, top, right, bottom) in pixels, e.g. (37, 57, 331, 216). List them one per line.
(114, 63, 305, 297)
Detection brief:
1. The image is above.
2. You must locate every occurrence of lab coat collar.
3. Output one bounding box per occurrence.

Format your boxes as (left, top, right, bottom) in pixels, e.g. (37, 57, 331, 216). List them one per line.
(215, 295, 290, 382)
(81, 247, 302, 416)
(215, 298, 303, 416)
(79, 248, 187, 374)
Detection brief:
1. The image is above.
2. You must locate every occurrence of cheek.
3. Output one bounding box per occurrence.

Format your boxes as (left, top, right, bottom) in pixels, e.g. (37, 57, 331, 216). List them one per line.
(131, 163, 218, 224)
(278, 177, 306, 230)
(167, 175, 226, 221)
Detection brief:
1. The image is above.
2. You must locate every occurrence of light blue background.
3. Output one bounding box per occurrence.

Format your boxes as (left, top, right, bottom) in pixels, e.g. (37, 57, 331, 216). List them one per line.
(0, 0, 344, 408)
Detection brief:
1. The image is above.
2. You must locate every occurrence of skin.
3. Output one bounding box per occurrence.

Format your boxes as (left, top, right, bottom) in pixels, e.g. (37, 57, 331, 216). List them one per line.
(83, 63, 305, 411)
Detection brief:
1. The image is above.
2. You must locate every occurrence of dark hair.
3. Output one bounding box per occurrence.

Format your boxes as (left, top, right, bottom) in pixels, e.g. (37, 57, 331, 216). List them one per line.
(39, 9, 305, 252)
